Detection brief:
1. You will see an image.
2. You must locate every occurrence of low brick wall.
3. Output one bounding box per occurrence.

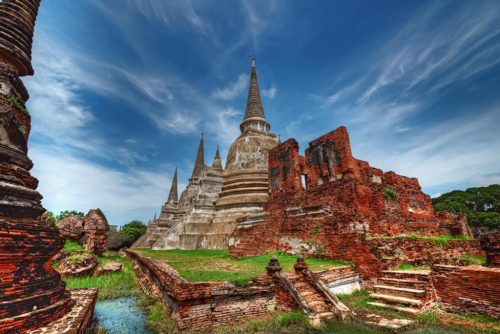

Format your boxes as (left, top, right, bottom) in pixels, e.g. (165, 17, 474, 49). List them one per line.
(432, 265, 500, 318)
(125, 250, 287, 330)
(368, 238, 483, 269)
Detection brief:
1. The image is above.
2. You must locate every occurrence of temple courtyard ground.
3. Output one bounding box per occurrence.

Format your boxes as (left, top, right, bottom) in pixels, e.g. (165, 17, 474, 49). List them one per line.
(54, 242, 499, 333)
(134, 248, 350, 286)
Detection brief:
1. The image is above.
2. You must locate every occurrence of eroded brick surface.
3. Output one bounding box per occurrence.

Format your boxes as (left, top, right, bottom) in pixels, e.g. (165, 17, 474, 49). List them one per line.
(27, 289, 98, 334)
(229, 127, 483, 280)
(432, 265, 500, 318)
(0, 2, 83, 333)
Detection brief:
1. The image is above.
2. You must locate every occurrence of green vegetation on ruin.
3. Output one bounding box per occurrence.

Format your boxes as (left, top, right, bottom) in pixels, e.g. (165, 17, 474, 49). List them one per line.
(458, 255, 487, 265)
(432, 184, 500, 228)
(397, 263, 431, 271)
(7, 95, 30, 116)
(383, 187, 398, 199)
(62, 239, 84, 251)
(367, 234, 473, 247)
(135, 248, 351, 286)
(59, 241, 138, 300)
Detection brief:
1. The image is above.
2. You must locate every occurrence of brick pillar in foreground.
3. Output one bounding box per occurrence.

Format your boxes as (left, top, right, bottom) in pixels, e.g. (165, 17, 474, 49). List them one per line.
(0, 1, 72, 333)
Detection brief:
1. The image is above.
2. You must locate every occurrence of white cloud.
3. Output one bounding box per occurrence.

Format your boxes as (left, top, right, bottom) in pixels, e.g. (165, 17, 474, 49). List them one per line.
(30, 145, 174, 226)
(211, 74, 248, 100)
(431, 193, 442, 199)
(261, 85, 277, 99)
(353, 107, 500, 189)
(395, 126, 410, 133)
(468, 174, 500, 188)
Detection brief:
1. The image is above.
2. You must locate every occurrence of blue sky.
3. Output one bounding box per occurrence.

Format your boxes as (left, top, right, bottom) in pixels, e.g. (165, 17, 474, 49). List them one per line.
(23, 0, 500, 226)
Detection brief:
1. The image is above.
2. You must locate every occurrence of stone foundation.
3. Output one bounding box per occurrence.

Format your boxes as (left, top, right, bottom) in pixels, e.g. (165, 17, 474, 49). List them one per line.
(27, 289, 98, 334)
(432, 265, 500, 318)
(125, 250, 360, 329)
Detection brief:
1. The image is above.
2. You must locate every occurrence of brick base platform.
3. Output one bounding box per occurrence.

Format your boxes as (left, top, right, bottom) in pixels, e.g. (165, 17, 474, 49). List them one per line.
(27, 289, 98, 334)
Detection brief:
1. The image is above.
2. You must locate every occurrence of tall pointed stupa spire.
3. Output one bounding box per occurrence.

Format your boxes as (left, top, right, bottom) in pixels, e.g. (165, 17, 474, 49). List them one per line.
(167, 167, 178, 203)
(191, 134, 205, 178)
(240, 57, 270, 133)
(212, 145, 223, 171)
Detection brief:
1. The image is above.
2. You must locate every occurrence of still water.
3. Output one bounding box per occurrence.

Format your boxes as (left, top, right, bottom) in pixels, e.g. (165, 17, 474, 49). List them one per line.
(93, 297, 153, 334)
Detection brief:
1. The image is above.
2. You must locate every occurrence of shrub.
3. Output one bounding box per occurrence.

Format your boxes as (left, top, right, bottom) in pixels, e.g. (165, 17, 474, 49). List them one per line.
(383, 187, 397, 199)
(7, 96, 29, 116)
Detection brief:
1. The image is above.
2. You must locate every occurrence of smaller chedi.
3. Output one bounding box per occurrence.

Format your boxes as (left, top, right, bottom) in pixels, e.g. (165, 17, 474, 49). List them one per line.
(134, 58, 278, 249)
(133, 137, 224, 248)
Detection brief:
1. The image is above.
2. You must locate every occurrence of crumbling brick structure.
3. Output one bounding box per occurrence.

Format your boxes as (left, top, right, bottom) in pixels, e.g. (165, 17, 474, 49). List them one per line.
(0, 1, 74, 333)
(83, 208, 109, 256)
(229, 127, 482, 280)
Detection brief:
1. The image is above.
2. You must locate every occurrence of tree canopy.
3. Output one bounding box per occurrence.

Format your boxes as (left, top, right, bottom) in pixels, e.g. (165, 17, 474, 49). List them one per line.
(432, 184, 500, 228)
(119, 220, 147, 247)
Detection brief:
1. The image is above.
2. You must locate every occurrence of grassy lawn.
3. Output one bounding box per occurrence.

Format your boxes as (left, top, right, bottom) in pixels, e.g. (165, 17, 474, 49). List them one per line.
(58, 241, 139, 300)
(135, 249, 350, 286)
(366, 234, 473, 247)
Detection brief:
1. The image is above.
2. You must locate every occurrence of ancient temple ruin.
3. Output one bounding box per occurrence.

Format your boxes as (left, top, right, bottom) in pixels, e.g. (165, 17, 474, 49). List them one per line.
(135, 58, 278, 249)
(229, 127, 480, 278)
(0, 1, 97, 333)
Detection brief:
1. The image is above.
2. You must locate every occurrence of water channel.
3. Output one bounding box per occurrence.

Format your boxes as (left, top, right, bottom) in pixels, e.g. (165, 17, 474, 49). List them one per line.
(93, 296, 152, 334)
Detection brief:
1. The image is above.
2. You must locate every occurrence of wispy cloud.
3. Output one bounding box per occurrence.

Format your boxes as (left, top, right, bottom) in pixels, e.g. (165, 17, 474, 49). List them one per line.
(211, 74, 248, 100)
(262, 84, 277, 99)
(30, 144, 176, 225)
(313, 1, 500, 133)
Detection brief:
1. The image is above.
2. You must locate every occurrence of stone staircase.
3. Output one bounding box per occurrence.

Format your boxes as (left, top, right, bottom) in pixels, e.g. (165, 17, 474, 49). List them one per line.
(369, 270, 433, 315)
(285, 272, 337, 321)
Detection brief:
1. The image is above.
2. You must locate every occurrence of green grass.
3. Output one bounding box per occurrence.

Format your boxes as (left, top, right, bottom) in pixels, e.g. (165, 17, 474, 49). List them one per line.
(63, 240, 84, 251)
(368, 234, 473, 247)
(135, 248, 350, 286)
(398, 263, 431, 271)
(62, 252, 138, 300)
(459, 255, 486, 266)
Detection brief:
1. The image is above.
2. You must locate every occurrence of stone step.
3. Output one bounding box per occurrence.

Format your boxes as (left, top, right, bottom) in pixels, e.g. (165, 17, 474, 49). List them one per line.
(367, 302, 420, 316)
(378, 277, 427, 289)
(381, 270, 431, 281)
(370, 293, 422, 307)
(317, 311, 335, 319)
(358, 312, 415, 330)
(373, 285, 426, 298)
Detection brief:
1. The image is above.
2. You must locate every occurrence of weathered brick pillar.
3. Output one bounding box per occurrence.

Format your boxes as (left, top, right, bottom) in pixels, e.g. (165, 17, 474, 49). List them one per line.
(0, 1, 71, 333)
(480, 233, 500, 267)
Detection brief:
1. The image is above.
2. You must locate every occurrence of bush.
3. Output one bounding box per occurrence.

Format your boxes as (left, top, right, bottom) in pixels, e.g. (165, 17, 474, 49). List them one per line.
(119, 220, 147, 247)
(106, 231, 127, 250)
(383, 187, 397, 200)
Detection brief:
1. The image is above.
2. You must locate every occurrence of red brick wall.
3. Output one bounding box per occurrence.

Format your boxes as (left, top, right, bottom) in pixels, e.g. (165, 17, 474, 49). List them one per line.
(229, 126, 483, 280)
(125, 250, 286, 330)
(432, 265, 500, 318)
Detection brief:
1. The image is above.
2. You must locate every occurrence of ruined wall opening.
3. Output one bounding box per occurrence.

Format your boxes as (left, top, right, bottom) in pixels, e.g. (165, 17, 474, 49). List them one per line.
(301, 174, 307, 190)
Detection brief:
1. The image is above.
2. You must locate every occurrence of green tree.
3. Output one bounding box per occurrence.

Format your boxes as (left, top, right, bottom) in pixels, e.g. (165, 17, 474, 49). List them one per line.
(432, 184, 500, 228)
(119, 220, 147, 247)
(43, 211, 57, 224)
(56, 210, 84, 221)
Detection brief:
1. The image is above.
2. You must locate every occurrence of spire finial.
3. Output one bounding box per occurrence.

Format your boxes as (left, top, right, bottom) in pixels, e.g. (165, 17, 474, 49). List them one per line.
(212, 144, 223, 171)
(167, 167, 178, 203)
(191, 134, 205, 178)
(240, 57, 268, 133)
